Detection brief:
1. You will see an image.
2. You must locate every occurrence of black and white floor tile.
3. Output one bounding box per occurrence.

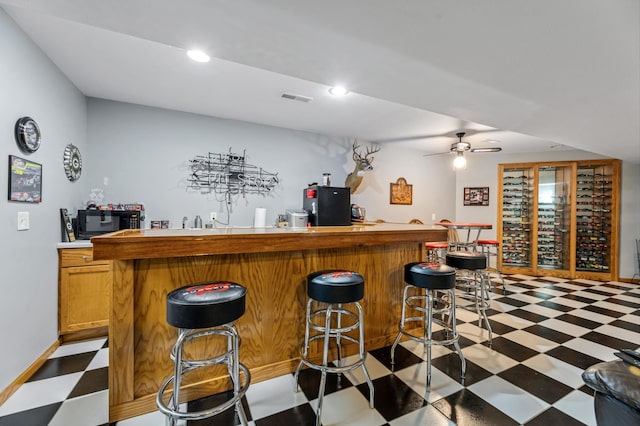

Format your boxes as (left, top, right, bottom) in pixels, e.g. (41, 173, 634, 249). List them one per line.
(1, 274, 638, 425)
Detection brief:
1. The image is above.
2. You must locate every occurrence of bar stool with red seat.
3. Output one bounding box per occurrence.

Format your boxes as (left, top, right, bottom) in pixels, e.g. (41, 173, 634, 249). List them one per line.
(424, 241, 448, 263)
(476, 239, 506, 294)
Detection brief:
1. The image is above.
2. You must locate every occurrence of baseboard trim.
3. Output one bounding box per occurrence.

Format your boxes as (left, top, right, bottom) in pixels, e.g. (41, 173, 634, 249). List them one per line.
(0, 339, 61, 406)
(61, 327, 108, 344)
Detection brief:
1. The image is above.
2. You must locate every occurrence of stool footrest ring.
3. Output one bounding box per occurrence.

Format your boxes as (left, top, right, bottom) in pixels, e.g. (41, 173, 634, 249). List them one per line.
(396, 326, 459, 347)
(299, 353, 368, 374)
(156, 363, 251, 421)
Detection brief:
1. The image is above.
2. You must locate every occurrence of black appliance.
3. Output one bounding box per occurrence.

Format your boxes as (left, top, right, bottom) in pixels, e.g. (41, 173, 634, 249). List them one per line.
(303, 186, 351, 226)
(74, 209, 143, 239)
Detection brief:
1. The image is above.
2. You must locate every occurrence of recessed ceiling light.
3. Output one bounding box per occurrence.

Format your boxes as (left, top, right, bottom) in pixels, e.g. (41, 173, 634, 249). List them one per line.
(328, 86, 349, 96)
(187, 50, 210, 63)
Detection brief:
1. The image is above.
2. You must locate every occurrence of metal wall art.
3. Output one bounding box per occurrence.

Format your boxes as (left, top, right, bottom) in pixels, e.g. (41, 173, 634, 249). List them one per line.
(187, 148, 279, 198)
(63, 144, 82, 181)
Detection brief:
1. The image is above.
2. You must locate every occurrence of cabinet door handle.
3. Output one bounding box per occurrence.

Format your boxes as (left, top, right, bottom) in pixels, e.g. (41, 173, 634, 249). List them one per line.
(82, 255, 91, 260)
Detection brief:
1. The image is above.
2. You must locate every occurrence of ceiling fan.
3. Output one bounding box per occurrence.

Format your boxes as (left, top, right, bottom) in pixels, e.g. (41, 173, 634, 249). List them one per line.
(424, 132, 502, 169)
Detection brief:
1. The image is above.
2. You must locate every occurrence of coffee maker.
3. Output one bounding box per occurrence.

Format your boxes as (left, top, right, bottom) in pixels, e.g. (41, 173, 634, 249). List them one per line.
(303, 186, 351, 226)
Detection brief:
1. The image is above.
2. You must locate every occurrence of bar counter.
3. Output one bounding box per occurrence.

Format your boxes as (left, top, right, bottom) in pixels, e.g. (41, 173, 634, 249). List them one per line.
(91, 223, 447, 421)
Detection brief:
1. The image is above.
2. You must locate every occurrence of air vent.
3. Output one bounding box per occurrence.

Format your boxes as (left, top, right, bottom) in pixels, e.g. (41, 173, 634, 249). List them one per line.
(281, 92, 313, 103)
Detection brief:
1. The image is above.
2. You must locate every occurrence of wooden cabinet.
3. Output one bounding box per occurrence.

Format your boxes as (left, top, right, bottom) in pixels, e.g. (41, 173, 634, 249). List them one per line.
(498, 159, 620, 281)
(58, 247, 111, 338)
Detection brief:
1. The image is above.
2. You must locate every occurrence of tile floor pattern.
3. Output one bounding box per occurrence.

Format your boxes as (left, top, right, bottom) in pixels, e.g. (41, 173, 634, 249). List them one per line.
(1, 274, 639, 425)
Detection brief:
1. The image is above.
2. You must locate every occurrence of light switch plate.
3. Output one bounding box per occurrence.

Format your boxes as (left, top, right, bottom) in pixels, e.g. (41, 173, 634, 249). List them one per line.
(18, 211, 29, 230)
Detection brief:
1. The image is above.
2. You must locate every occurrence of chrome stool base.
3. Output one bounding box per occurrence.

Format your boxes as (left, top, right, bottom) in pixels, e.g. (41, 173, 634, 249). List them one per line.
(446, 252, 493, 344)
(156, 325, 250, 425)
(391, 263, 466, 392)
(294, 270, 374, 426)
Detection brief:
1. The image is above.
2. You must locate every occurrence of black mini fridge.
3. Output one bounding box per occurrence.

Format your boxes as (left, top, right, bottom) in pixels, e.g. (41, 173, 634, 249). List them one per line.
(303, 186, 351, 226)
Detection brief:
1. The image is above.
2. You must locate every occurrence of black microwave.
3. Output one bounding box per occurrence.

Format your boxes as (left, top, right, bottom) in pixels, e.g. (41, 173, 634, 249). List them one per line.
(74, 209, 142, 239)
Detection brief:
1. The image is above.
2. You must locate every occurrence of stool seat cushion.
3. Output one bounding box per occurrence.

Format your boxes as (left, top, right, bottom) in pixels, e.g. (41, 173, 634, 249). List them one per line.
(477, 239, 499, 245)
(307, 270, 364, 303)
(446, 251, 487, 270)
(167, 281, 246, 329)
(405, 262, 456, 289)
(425, 241, 448, 249)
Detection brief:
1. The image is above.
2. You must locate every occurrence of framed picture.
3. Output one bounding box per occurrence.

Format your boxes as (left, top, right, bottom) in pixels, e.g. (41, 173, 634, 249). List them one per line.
(464, 186, 489, 206)
(8, 155, 42, 203)
(390, 177, 413, 205)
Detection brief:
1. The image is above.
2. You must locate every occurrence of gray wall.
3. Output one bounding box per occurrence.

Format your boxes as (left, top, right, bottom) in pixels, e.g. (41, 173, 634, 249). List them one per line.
(0, 8, 87, 391)
(85, 99, 457, 228)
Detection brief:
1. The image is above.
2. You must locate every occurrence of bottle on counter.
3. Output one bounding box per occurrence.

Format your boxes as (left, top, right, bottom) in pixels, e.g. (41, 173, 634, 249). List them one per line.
(194, 215, 203, 228)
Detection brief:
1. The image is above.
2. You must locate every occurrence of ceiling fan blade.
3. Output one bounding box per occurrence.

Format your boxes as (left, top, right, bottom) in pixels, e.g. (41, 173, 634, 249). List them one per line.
(374, 127, 500, 144)
(470, 147, 502, 153)
(423, 151, 450, 157)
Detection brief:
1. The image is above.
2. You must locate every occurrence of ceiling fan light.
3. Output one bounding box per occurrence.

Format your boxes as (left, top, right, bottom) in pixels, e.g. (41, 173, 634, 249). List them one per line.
(453, 152, 467, 169)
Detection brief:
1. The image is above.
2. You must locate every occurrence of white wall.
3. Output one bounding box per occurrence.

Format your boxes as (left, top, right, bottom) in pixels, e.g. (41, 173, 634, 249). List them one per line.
(620, 161, 640, 278)
(0, 8, 87, 392)
(455, 151, 640, 278)
(348, 146, 457, 224)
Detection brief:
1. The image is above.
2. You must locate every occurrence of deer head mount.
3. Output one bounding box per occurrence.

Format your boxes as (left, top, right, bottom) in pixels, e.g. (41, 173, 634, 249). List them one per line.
(345, 140, 381, 194)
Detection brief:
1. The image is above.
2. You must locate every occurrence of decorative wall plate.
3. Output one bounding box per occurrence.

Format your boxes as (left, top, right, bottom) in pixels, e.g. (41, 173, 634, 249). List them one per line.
(14, 116, 41, 153)
(63, 144, 82, 181)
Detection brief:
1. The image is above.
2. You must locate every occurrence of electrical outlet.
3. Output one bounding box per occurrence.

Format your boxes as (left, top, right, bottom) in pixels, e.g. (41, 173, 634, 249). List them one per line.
(210, 212, 217, 222)
(431, 213, 436, 221)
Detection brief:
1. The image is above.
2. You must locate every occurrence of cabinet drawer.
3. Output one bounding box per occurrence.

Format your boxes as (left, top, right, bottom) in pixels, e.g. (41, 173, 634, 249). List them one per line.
(59, 248, 110, 267)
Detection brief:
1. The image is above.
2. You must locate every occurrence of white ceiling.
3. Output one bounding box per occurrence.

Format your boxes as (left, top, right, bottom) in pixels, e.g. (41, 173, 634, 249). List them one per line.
(2, 0, 639, 162)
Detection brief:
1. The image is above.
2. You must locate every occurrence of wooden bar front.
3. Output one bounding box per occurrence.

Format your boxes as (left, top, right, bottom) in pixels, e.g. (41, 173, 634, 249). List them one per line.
(92, 224, 447, 421)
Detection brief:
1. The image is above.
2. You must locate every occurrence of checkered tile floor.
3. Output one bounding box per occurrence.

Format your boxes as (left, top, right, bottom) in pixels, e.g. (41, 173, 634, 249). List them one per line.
(1, 274, 639, 425)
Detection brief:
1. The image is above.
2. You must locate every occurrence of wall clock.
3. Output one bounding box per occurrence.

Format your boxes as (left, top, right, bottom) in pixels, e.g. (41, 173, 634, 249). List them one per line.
(63, 144, 82, 181)
(14, 116, 41, 153)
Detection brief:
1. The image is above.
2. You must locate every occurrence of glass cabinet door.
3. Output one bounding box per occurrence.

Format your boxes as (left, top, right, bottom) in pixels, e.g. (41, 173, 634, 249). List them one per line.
(537, 166, 572, 271)
(576, 164, 614, 273)
(499, 159, 619, 281)
(501, 168, 534, 268)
